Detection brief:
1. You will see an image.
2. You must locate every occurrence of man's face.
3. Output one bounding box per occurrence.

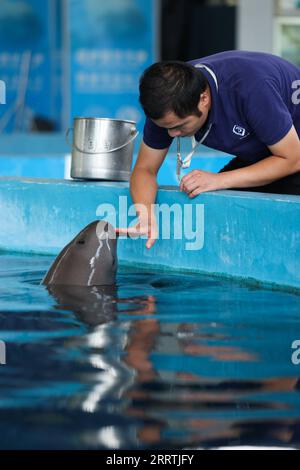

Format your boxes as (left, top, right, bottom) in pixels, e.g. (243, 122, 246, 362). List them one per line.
(152, 86, 211, 138)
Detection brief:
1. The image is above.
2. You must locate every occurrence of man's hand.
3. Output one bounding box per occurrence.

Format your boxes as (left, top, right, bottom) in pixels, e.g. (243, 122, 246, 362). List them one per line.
(116, 216, 158, 249)
(180, 169, 223, 197)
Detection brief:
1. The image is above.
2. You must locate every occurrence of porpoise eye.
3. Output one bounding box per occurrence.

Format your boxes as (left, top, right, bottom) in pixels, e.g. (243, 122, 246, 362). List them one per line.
(77, 240, 85, 245)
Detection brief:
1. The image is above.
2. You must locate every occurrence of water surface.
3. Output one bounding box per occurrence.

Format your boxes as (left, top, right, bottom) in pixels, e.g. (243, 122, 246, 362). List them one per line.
(0, 252, 300, 449)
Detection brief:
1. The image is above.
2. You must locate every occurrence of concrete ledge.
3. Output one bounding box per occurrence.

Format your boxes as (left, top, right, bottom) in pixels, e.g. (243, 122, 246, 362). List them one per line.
(0, 177, 300, 291)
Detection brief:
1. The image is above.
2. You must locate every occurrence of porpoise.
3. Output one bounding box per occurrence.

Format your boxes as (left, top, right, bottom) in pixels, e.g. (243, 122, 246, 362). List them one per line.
(42, 220, 117, 286)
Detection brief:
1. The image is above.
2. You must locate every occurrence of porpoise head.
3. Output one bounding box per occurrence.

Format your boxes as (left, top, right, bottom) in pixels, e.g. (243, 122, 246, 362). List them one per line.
(42, 220, 117, 286)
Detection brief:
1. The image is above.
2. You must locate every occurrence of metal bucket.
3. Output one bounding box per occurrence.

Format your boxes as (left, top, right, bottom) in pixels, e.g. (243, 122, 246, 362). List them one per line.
(67, 117, 138, 181)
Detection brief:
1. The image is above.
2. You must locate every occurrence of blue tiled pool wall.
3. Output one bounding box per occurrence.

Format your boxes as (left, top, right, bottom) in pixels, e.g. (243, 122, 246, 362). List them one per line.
(0, 177, 299, 292)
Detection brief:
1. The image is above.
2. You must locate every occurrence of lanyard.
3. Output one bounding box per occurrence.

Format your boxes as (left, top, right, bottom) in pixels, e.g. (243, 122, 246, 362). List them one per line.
(176, 63, 218, 183)
(176, 123, 212, 183)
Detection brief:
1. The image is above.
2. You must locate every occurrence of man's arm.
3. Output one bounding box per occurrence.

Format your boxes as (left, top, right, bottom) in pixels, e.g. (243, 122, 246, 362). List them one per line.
(130, 140, 168, 214)
(180, 126, 300, 197)
(218, 126, 300, 189)
(117, 141, 168, 248)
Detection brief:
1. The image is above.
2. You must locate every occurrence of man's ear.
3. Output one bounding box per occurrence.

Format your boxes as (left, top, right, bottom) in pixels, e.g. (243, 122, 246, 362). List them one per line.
(198, 87, 210, 111)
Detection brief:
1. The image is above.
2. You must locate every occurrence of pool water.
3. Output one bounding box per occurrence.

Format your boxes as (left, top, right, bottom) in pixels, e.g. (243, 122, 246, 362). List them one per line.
(0, 252, 300, 450)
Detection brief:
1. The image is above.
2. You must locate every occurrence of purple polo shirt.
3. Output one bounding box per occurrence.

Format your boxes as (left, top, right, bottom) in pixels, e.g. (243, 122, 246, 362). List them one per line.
(143, 51, 300, 162)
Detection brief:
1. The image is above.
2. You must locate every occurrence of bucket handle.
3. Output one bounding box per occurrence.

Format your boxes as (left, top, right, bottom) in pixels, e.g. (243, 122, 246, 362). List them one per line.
(66, 128, 139, 154)
(66, 127, 73, 147)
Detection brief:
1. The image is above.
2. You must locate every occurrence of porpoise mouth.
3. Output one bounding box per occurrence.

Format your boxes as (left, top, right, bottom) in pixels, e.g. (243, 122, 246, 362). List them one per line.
(96, 221, 117, 241)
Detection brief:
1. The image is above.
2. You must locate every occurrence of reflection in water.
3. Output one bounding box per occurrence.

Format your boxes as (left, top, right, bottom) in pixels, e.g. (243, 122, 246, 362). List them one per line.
(47, 285, 118, 326)
(1, 255, 300, 450)
(47, 284, 157, 417)
(46, 278, 300, 450)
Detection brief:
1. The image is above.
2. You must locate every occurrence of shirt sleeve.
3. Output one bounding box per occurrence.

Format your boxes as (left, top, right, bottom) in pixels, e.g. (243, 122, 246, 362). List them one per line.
(143, 117, 173, 149)
(244, 79, 293, 146)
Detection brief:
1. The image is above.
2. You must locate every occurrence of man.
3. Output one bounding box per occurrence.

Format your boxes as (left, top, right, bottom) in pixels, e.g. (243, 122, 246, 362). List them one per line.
(117, 50, 300, 248)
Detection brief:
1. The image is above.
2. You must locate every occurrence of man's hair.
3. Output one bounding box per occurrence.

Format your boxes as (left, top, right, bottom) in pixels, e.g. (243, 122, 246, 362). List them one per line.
(139, 61, 208, 120)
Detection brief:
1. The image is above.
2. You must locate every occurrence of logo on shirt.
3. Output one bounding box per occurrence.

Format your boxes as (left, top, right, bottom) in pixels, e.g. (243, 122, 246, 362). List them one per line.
(232, 125, 249, 138)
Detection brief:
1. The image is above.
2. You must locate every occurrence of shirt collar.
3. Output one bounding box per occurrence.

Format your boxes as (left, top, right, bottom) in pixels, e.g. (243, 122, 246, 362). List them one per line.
(194, 63, 219, 126)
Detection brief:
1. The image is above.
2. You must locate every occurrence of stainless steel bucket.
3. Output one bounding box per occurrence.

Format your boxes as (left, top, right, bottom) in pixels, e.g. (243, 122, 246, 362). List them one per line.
(68, 117, 138, 181)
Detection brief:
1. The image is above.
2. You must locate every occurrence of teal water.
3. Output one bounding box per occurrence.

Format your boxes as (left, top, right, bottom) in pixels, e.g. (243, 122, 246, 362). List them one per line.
(0, 252, 300, 449)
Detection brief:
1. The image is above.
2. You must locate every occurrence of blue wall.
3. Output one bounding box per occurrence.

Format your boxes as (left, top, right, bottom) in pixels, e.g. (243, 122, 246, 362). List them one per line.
(66, 0, 158, 130)
(0, 134, 232, 184)
(0, 0, 62, 132)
